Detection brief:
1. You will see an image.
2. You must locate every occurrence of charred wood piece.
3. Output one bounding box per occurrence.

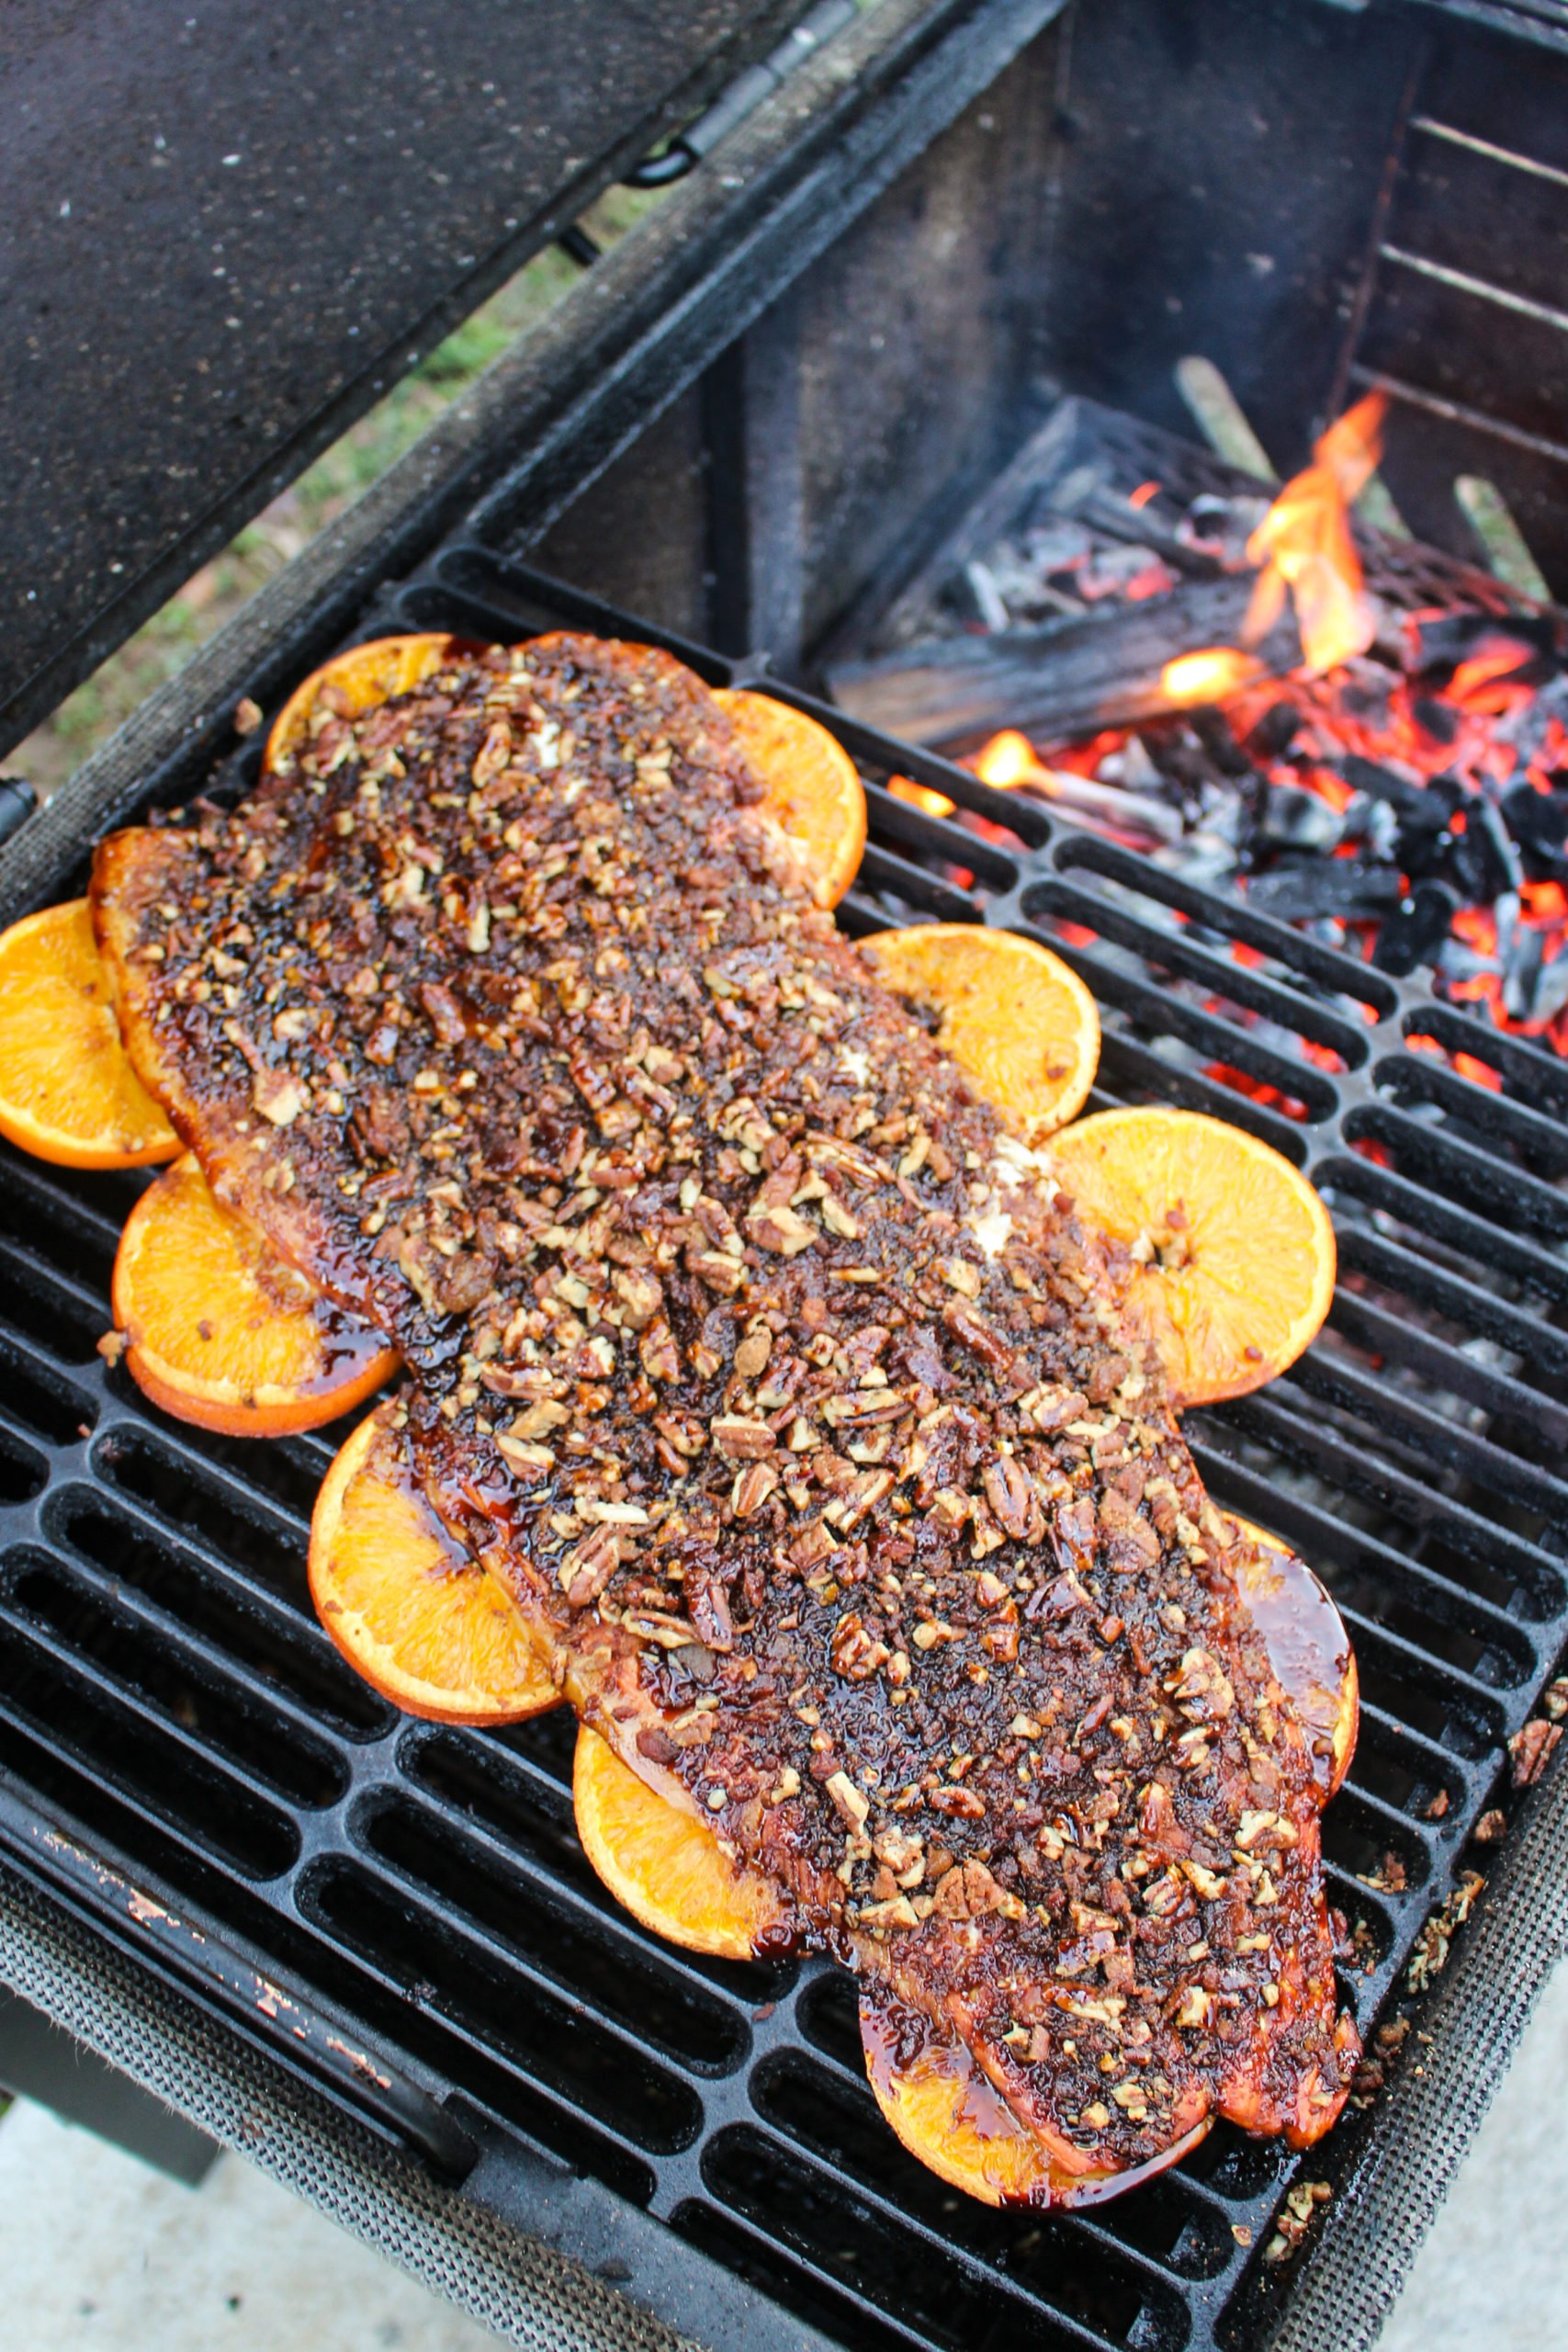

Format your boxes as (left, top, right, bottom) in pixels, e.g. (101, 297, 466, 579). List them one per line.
(826, 578, 1280, 752)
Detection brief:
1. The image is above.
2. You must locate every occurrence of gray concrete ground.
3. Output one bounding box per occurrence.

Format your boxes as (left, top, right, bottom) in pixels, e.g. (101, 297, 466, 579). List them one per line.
(4, 1965, 1565, 2350)
(0, 2097, 494, 2352)
(1374, 1953, 1568, 2352)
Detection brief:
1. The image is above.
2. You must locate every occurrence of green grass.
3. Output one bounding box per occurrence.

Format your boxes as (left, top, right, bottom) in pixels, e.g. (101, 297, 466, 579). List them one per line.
(15, 190, 654, 800)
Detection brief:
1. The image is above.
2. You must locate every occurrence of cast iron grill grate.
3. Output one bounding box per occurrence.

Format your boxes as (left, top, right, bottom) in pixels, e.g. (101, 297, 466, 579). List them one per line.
(1, 546, 1565, 2352)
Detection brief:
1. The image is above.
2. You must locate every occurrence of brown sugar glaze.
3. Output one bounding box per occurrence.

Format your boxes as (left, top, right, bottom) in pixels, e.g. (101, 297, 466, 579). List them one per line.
(93, 633, 1359, 2185)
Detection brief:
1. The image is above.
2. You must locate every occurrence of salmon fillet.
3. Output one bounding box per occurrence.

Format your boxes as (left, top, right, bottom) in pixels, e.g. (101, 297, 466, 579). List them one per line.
(94, 632, 1358, 2182)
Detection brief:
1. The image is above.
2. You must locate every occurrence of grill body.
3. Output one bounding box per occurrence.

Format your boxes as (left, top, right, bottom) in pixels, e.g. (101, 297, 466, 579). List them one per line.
(6, 2, 1568, 2346)
(2, 531, 1566, 2352)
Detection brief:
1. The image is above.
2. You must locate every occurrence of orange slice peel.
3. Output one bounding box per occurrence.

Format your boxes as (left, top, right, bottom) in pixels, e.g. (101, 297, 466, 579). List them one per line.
(310, 1408, 558, 1724)
(1046, 1106, 1336, 1406)
(572, 1724, 786, 1961)
(714, 687, 867, 910)
(860, 1993, 1212, 2209)
(862, 922, 1100, 1138)
(0, 900, 180, 1170)
(265, 633, 465, 775)
(112, 1152, 399, 1437)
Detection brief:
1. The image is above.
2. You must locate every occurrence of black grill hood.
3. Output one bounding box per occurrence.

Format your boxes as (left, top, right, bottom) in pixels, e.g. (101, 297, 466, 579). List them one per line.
(1, 0, 810, 751)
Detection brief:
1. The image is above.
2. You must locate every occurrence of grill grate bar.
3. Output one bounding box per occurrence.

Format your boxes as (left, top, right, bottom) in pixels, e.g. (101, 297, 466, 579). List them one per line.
(317, 1840, 724, 2093)
(367, 1772, 784, 2024)
(0, 1668, 299, 1886)
(1202, 1392, 1563, 1619)
(1287, 1352, 1568, 1532)
(699, 2109, 1189, 2352)
(1325, 1290, 1568, 1455)
(0, 1535, 351, 1768)
(1331, 1228, 1568, 1383)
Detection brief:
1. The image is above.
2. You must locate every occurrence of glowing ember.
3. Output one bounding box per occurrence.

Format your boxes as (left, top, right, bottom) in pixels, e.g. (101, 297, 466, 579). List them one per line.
(888, 775, 955, 820)
(1244, 393, 1385, 673)
(1160, 648, 1265, 705)
(974, 729, 1044, 789)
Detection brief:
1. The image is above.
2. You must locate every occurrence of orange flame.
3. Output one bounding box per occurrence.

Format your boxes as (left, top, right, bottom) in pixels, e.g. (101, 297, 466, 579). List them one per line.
(974, 729, 1043, 789)
(1245, 393, 1385, 674)
(887, 775, 955, 819)
(1160, 648, 1265, 706)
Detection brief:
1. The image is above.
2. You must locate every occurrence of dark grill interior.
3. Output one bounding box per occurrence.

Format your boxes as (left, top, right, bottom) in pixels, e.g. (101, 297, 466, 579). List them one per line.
(2, 532, 1566, 2352)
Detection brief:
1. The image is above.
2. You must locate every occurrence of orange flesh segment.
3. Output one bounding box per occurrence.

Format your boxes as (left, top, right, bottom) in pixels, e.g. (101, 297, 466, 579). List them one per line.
(713, 687, 867, 910)
(310, 1410, 558, 1724)
(572, 1724, 785, 1962)
(860, 1994, 1211, 2208)
(1046, 1106, 1336, 1407)
(861, 923, 1100, 1139)
(112, 1153, 400, 1436)
(265, 633, 461, 775)
(1228, 1514, 1358, 1798)
(0, 901, 180, 1170)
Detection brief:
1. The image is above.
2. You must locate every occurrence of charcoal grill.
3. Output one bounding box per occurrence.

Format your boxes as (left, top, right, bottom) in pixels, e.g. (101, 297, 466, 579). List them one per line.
(5, 5, 1568, 2350)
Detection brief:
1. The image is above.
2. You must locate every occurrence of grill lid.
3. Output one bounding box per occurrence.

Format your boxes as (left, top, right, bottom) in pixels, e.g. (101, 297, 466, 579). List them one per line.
(0, 0, 815, 753)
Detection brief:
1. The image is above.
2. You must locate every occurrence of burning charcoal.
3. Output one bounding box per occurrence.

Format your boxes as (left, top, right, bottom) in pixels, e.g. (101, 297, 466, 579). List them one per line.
(1337, 666, 1397, 732)
(1156, 838, 1238, 888)
(1341, 795, 1401, 863)
(1098, 734, 1167, 795)
(1501, 779, 1568, 875)
(1494, 888, 1522, 979)
(1047, 765, 1185, 844)
(1341, 754, 1445, 829)
(1175, 492, 1269, 566)
(1254, 784, 1342, 854)
(963, 560, 1011, 633)
(1530, 955, 1568, 1026)
(1020, 519, 1095, 574)
(1503, 924, 1545, 1023)
(1079, 541, 1178, 602)
(1189, 707, 1254, 779)
(1373, 880, 1461, 977)
(1437, 936, 1498, 986)
(1248, 701, 1303, 759)
(1409, 610, 1557, 676)
(1411, 695, 1461, 747)
(1468, 799, 1523, 899)
(1248, 860, 1404, 922)
(1495, 671, 1568, 767)
(1427, 824, 1485, 901)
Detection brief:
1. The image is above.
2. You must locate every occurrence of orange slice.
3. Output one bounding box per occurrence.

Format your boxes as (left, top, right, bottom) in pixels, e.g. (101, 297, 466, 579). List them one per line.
(112, 1152, 399, 1436)
(0, 901, 180, 1170)
(1046, 1106, 1336, 1406)
(1229, 1514, 1358, 1798)
(860, 1994, 1211, 2209)
(310, 1410, 558, 1724)
(572, 1724, 786, 1961)
(265, 633, 462, 774)
(861, 923, 1100, 1139)
(714, 687, 867, 910)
